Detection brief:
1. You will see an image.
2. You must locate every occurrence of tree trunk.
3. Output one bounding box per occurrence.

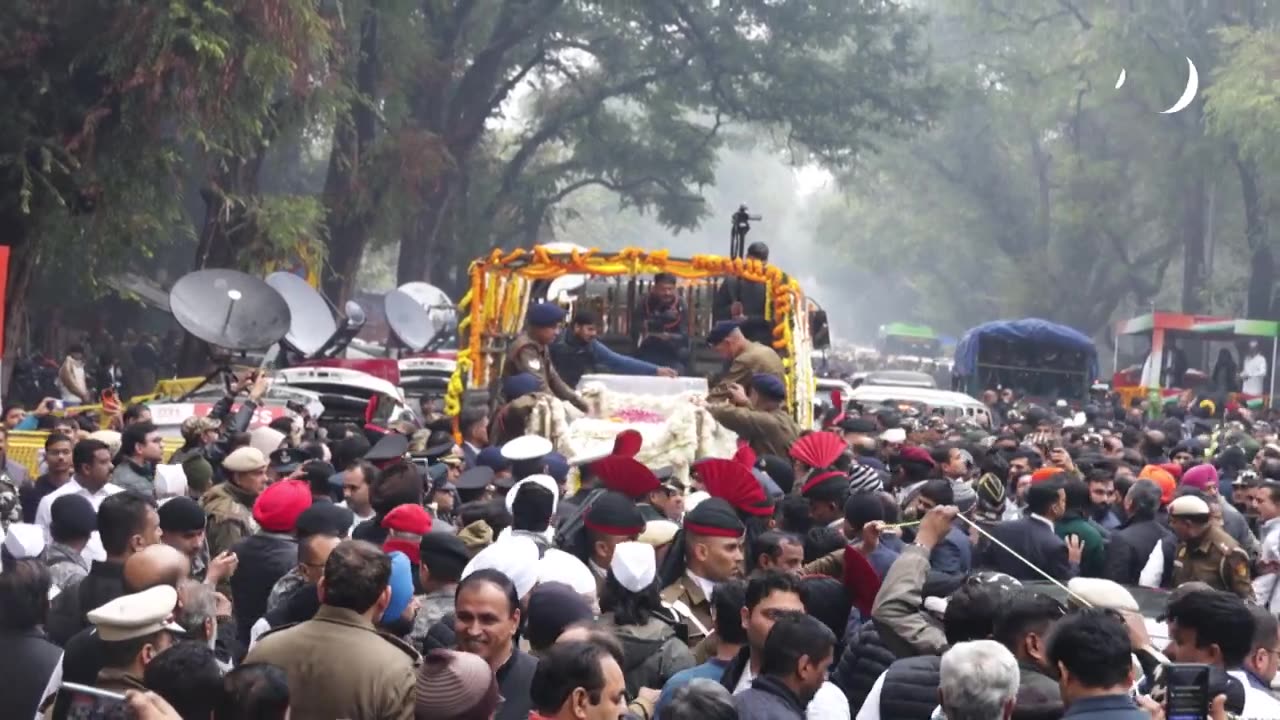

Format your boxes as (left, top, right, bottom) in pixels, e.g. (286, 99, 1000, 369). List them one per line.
(0, 211, 39, 395)
(177, 155, 266, 375)
(1237, 156, 1276, 319)
(321, 5, 380, 306)
(396, 180, 454, 286)
(1180, 169, 1207, 314)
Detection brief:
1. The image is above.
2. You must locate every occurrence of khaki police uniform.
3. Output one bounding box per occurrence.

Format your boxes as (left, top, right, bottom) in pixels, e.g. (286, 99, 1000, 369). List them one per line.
(504, 334, 587, 412)
(707, 404, 800, 459)
(709, 341, 784, 402)
(1172, 524, 1255, 601)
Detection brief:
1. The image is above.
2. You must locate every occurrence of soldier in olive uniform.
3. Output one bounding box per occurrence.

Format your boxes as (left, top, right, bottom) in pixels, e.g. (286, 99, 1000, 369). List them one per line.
(504, 302, 588, 413)
(705, 321, 784, 403)
(707, 372, 800, 459)
(659, 497, 745, 649)
(1169, 494, 1255, 601)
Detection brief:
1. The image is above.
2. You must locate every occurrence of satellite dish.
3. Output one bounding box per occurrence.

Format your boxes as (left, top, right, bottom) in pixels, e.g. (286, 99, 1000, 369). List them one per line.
(384, 289, 431, 352)
(398, 282, 456, 343)
(343, 300, 367, 329)
(266, 272, 338, 357)
(169, 269, 290, 350)
(547, 274, 587, 302)
(539, 242, 590, 254)
(537, 243, 590, 303)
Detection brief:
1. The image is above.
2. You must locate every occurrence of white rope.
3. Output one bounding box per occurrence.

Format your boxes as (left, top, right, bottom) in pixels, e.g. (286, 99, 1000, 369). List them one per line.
(953, 513, 1094, 608)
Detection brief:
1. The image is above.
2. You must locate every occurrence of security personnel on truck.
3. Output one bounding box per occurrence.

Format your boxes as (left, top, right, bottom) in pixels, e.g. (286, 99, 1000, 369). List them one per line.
(706, 321, 785, 403)
(504, 303, 589, 413)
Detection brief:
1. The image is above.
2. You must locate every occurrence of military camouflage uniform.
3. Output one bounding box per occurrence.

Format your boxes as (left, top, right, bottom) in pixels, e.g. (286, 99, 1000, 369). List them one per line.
(0, 469, 21, 532)
(1172, 524, 1255, 601)
(265, 568, 307, 615)
(201, 482, 260, 559)
(411, 587, 457, 646)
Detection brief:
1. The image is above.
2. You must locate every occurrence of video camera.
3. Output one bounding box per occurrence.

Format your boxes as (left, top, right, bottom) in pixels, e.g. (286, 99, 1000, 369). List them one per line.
(730, 204, 762, 259)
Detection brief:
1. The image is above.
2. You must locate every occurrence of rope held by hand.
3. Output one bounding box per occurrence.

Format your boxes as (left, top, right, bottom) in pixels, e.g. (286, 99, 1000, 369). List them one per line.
(952, 513, 1094, 608)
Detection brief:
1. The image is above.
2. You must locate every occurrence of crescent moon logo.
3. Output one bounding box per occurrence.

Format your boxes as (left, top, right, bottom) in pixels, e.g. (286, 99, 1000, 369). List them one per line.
(1160, 57, 1199, 114)
(1112, 58, 1199, 114)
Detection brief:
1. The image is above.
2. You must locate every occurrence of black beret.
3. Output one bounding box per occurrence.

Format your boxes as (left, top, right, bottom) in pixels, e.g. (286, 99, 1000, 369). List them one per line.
(751, 373, 787, 400)
(756, 455, 795, 495)
(801, 470, 848, 502)
(706, 320, 741, 346)
(157, 496, 206, 533)
(418, 533, 471, 578)
(295, 502, 355, 539)
(838, 417, 878, 434)
(51, 494, 97, 538)
(683, 497, 745, 537)
(527, 302, 567, 327)
(584, 491, 645, 536)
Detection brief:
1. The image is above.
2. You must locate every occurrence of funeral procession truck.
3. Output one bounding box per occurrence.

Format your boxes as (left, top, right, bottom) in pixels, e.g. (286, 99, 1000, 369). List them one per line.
(443, 244, 823, 485)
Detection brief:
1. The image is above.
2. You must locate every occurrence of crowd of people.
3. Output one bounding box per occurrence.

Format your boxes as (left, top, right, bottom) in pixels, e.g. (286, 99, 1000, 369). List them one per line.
(2, 302, 1280, 720)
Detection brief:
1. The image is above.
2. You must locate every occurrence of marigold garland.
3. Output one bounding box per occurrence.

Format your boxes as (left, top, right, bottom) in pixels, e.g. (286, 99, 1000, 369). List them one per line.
(444, 246, 815, 430)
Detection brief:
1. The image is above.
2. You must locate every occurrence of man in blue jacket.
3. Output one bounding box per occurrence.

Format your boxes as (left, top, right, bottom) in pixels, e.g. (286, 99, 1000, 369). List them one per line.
(550, 308, 677, 387)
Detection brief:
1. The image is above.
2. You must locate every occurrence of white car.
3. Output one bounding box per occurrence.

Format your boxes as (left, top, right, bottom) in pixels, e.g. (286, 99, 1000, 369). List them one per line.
(848, 385, 991, 424)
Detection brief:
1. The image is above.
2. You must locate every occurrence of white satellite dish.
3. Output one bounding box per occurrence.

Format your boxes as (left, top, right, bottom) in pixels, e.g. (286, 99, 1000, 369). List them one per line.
(266, 272, 338, 357)
(538, 243, 590, 302)
(398, 282, 456, 345)
(539, 242, 590, 254)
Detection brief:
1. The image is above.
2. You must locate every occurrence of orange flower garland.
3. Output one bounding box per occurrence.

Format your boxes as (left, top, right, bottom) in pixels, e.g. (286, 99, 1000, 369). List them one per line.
(444, 246, 814, 427)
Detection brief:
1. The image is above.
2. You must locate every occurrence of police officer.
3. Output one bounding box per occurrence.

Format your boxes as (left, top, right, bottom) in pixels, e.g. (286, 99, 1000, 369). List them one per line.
(1169, 494, 1255, 601)
(504, 302, 588, 412)
(62, 585, 186, 716)
(706, 372, 799, 459)
(201, 446, 266, 558)
(706, 320, 785, 403)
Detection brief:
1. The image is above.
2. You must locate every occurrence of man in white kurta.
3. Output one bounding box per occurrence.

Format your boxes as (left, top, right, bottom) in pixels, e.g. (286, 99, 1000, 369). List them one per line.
(1242, 340, 1268, 396)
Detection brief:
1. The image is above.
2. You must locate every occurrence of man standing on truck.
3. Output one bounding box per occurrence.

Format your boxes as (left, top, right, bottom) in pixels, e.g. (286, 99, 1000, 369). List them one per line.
(713, 242, 775, 346)
(504, 302, 589, 413)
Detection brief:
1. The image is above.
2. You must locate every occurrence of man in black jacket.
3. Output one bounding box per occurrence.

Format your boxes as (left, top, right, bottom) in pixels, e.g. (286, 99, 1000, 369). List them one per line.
(992, 590, 1065, 716)
(230, 480, 309, 647)
(47, 491, 160, 644)
(830, 616, 897, 715)
(1104, 479, 1170, 585)
(712, 242, 775, 346)
(732, 614, 835, 720)
(979, 478, 1077, 582)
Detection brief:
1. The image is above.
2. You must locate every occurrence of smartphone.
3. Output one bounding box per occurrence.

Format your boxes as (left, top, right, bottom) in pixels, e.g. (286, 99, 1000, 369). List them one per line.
(1164, 663, 1211, 720)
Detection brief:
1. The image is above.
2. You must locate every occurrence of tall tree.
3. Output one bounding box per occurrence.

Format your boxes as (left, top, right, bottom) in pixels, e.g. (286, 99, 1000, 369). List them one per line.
(378, 0, 942, 288)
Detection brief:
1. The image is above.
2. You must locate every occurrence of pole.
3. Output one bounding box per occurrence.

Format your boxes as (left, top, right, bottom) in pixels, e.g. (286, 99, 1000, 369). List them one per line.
(1271, 337, 1277, 407)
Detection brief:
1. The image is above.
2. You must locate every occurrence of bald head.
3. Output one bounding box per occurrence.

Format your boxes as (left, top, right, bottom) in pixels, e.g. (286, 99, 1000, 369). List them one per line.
(123, 543, 190, 593)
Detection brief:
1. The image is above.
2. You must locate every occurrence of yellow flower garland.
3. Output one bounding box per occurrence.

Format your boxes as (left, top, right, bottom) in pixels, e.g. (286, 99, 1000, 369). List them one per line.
(444, 246, 813, 429)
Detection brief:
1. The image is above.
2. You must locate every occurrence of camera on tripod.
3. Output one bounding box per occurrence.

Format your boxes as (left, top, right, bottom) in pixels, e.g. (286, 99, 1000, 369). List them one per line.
(730, 204, 762, 259)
